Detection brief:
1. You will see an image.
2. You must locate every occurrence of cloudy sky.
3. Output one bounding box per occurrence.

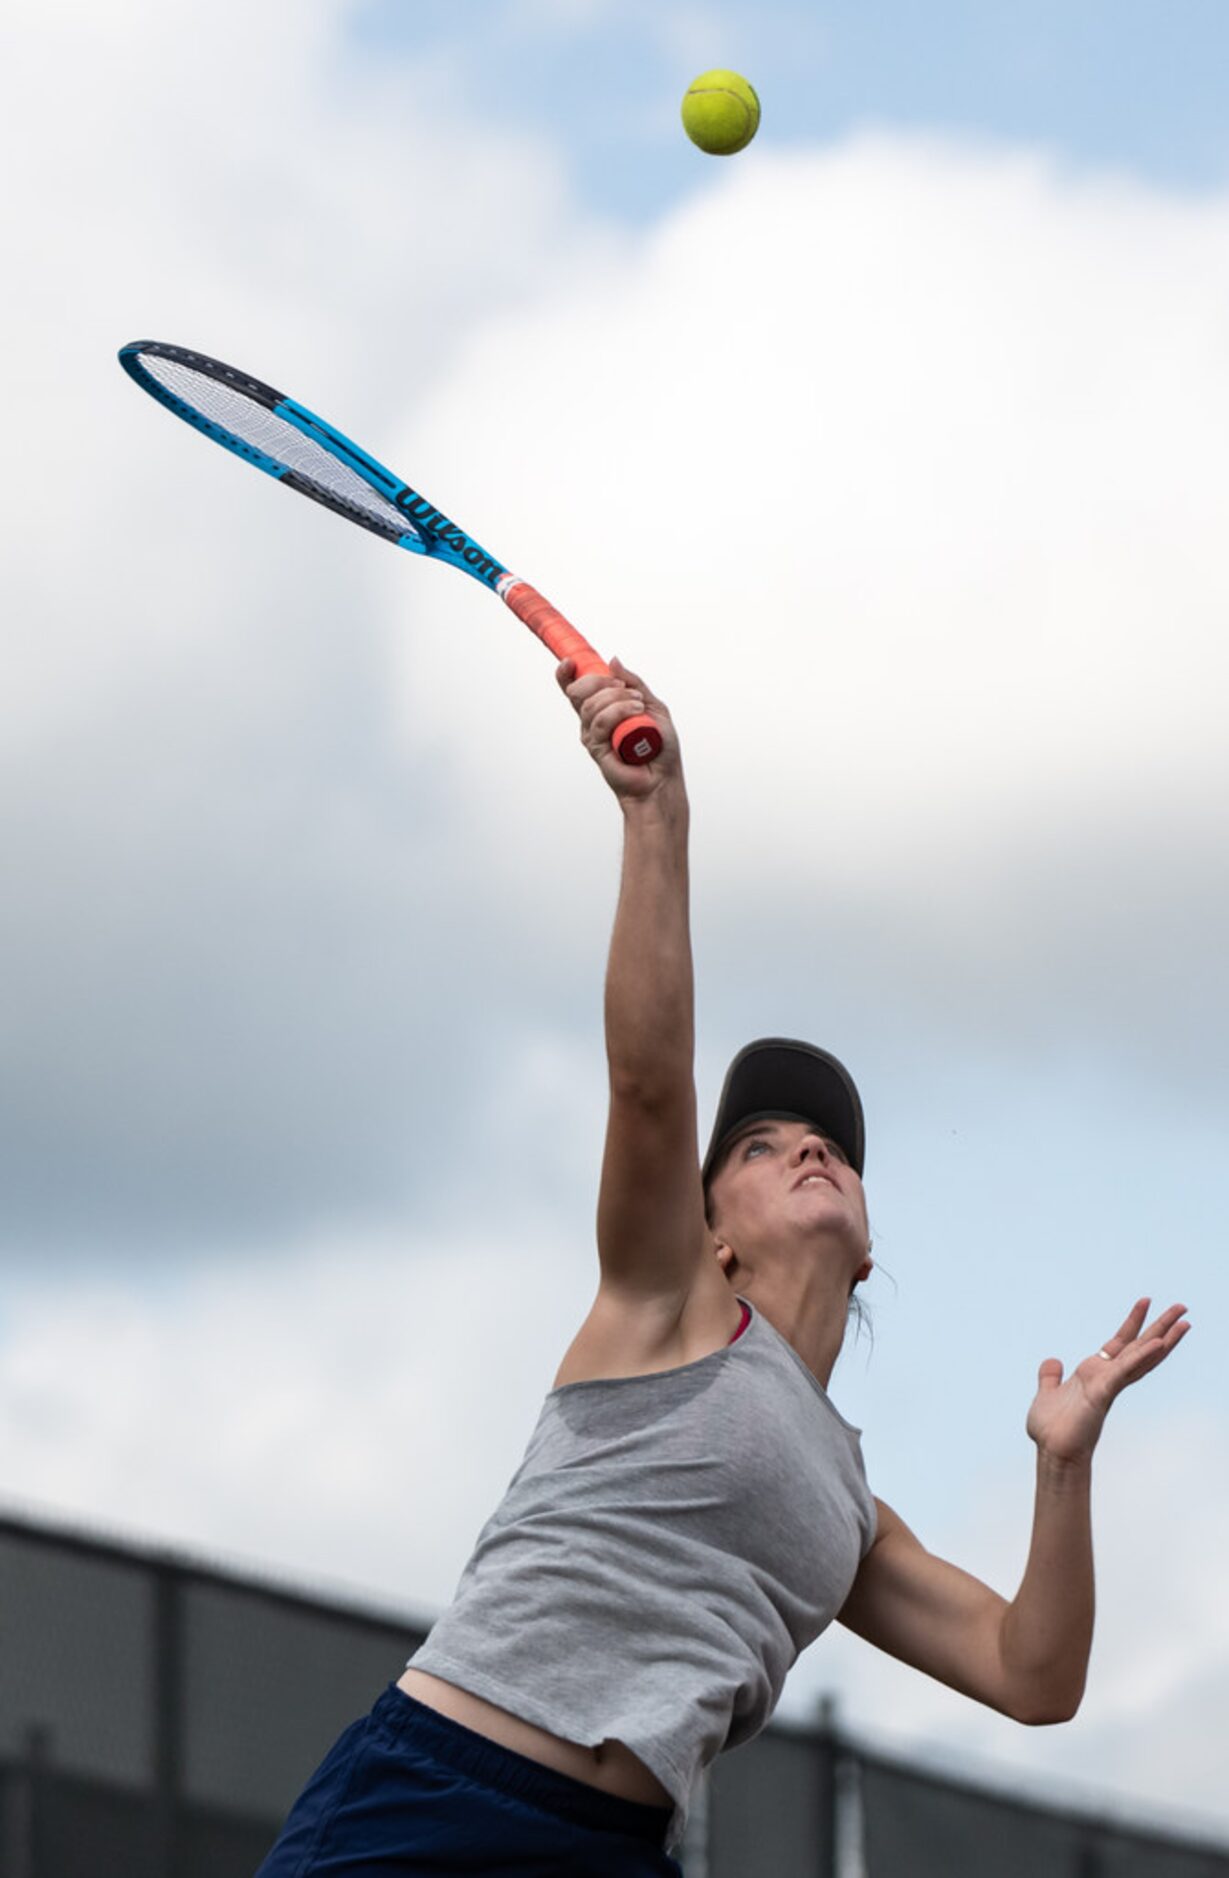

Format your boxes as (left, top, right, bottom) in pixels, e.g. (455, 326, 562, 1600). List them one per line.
(2, 0, 1227, 1846)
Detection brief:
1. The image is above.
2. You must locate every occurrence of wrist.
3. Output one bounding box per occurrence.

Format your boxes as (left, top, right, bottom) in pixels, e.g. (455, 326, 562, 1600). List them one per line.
(1035, 1447, 1094, 1490)
(619, 776, 689, 826)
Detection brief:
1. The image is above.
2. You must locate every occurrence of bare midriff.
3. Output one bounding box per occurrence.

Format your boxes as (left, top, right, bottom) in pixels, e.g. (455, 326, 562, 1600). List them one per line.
(395, 1667, 673, 1809)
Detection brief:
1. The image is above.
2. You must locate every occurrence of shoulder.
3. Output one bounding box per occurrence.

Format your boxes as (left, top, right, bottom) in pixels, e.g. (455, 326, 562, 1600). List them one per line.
(868, 1496, 905, 1545)
(839, 1498, 924, 1618)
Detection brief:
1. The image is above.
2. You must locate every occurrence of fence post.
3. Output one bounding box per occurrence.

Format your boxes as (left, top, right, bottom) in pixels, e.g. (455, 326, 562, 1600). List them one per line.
(2, 1724, 53, 1878)
(815, 1695, 839, 1878)
(834, 1738, 866, 1878)
(151, 1559, 184, 1878)
(682, 1766, 710, 1878)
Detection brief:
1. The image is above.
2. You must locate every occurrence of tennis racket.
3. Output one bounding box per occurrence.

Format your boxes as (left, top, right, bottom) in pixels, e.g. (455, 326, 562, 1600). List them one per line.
(117, 341, 662, 764)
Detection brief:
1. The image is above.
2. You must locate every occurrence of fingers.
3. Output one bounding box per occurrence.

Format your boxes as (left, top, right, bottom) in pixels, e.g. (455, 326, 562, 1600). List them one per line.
(1087, 1301, 1191, 1394)
(590, 686, 649, 750)
(1102, 1298, 1150, 1351)
(1141, 1310, 1192, 1362)
(559, 665, 652, 743)
(1140, 1302, 1189, 1344)
(555, 655, 674, 789)
(556, 657, 660, 710)
(1110, 1325, 1190, 1387)
(1101, 1299, 1189, 1356)
(610, 656, 661, 709)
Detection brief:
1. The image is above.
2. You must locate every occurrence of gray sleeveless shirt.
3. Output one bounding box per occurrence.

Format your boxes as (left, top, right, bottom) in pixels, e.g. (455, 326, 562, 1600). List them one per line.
(405, 1297, 877, 1851)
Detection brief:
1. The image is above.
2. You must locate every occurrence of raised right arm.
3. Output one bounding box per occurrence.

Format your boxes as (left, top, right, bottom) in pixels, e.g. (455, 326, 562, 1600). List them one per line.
(557, 658, 709, 1308)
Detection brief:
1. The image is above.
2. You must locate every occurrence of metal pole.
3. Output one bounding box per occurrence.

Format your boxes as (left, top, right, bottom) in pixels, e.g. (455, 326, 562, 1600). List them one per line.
(815, 1695, 838, 1878)
(834, 1742, 867, 1878)
(151, 1561, 183, 1878)
(4, 1724, 53, 1878)
(682, 1766, 710, 1878)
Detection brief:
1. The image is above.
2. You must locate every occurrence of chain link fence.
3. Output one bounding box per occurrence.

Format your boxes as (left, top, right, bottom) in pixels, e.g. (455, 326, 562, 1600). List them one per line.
(2, 1511, 1225, 1876)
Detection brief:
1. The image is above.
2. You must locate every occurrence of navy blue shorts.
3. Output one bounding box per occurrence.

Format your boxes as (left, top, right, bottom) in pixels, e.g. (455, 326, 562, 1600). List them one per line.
(253, 1684, 683, 1877)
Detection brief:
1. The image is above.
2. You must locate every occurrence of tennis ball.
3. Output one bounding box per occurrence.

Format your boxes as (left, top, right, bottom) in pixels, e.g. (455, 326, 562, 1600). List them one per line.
(681, 69, 760, 155)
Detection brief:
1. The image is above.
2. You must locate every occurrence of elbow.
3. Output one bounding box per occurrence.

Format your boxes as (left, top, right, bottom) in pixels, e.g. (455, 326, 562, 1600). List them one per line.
(1013, 1690, 1084, 1726)
(1018, 1706, 1079, 1727)
(607, 1069, 692, 1114)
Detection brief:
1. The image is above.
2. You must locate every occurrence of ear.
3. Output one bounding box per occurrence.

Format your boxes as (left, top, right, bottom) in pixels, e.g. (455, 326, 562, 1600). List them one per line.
(713, 1238, 736, 1278)
(854, 1252, 874, 1287)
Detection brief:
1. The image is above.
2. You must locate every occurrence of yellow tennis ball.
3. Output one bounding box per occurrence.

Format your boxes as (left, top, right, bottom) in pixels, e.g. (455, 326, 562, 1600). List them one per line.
(681, 69, 761, 155)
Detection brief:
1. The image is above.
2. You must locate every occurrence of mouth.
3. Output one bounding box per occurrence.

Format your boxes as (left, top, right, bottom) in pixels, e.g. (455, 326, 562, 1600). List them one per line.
(794, 1173, 836, 1192)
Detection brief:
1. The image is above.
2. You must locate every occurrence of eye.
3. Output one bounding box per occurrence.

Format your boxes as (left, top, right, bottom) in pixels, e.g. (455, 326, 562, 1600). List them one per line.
(743, 1137, 772, 1159)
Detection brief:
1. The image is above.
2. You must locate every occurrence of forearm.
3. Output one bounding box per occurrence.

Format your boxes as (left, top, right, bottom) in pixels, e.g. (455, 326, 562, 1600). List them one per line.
(605, 781, 694, 1101)
(999, 1452, 1094, 1723)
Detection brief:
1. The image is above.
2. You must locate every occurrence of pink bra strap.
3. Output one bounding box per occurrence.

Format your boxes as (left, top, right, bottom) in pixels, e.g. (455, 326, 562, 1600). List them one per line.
(727, 1302, 751, 1346)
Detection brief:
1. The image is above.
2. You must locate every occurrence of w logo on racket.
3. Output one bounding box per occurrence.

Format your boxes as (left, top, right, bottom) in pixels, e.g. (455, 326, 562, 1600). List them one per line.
(393, 490, 506, 584)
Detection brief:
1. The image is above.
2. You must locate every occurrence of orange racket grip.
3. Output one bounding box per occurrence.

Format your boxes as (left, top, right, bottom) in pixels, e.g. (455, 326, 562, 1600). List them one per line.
(498, 576, 663, 766)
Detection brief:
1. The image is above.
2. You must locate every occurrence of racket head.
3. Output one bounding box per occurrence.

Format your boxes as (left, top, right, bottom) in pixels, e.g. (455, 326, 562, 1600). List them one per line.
(118, 342, 509, 586)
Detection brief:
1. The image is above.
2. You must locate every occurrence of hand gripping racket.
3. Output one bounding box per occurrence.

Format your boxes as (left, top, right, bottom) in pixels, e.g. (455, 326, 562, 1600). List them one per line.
(117, 342, 662, 764)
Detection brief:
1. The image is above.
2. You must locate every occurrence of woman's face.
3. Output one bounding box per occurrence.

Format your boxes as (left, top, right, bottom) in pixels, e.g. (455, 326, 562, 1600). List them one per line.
(707, 1116, 870, 1265)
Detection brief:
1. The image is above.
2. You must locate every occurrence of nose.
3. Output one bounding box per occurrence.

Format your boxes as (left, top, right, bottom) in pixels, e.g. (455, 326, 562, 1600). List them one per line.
(796, 1134, 831, 1165)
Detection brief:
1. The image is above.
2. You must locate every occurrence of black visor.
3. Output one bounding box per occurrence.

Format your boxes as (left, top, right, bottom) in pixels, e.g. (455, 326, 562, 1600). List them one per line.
(702, 1039, 865, 1182)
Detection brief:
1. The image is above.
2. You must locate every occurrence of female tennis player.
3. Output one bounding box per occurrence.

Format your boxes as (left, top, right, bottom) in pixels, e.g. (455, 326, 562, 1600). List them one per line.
(256, 661, 1189, 1876)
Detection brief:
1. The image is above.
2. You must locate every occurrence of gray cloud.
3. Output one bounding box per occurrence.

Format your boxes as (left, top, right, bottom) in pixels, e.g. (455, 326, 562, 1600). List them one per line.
(1, 0, 619, 1259)
(3, 33, 1226, 1274)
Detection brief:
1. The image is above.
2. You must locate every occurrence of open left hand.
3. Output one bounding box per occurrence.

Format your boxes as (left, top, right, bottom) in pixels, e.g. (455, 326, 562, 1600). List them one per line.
(1026, 1299, 1191, 1466)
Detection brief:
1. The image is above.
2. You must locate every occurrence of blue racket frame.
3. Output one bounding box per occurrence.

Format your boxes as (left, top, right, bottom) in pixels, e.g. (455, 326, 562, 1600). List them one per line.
(117, 338, 663, 762)
(118, 341, 510, 588)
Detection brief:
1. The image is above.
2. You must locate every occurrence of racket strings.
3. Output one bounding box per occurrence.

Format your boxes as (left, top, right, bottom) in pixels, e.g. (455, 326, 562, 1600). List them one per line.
(139, 354, 412, 540)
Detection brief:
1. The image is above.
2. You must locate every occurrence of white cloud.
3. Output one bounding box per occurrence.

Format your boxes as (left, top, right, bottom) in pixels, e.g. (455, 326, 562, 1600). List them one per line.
(0, 1224, 598, 1619)
(388, 136, 1229, 1073)
(1, 0, 613, 749)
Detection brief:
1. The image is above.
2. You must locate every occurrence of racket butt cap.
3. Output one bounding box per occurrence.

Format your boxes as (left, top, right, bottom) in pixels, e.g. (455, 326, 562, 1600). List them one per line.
(613, 715, 663, 766)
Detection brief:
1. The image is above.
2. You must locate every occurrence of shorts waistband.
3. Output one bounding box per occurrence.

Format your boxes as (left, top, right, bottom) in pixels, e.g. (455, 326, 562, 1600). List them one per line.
(371, 1685, 673, 1848)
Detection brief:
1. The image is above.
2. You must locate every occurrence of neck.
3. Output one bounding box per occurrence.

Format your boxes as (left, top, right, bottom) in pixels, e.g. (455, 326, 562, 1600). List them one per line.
(740, 1261, 853, 1390)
